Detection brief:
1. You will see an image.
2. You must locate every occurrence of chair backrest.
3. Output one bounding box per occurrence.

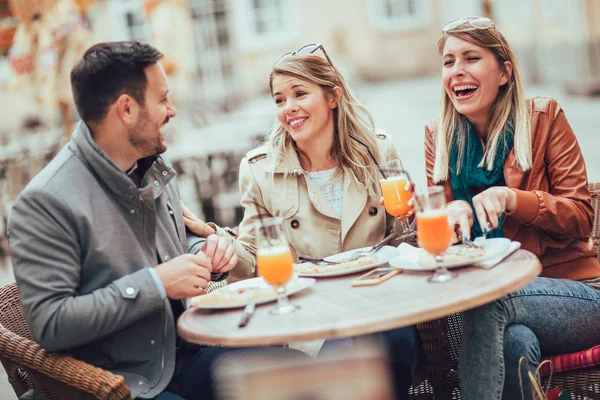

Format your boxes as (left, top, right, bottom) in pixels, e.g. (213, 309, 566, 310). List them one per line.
(0, 281, 35, 398)
(589, 182, 600, 261)
(0, 282, 35, 340)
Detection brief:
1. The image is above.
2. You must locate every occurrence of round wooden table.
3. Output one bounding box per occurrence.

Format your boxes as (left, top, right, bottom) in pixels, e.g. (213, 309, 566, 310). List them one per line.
(178, 250, 541, 347)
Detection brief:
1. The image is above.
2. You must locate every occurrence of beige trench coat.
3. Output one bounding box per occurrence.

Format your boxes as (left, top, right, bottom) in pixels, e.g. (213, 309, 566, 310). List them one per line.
(215, 131, 406, 283)
(211, 132, 406, 356)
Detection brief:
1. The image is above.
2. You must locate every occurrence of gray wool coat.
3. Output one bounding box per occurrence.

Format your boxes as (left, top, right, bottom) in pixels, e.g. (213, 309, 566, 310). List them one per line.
(8, 122, 206, 398)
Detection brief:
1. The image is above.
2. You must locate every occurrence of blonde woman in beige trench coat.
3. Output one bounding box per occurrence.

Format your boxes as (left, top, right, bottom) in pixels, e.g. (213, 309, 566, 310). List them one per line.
(183, 45, 424, 400)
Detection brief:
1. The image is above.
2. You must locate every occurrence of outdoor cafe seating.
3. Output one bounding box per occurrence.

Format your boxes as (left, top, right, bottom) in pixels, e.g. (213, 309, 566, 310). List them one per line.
(0, 183, 598, 400)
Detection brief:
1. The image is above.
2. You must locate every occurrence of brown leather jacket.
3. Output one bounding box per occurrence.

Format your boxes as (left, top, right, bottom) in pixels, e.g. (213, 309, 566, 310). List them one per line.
(425, 97, 600, 280)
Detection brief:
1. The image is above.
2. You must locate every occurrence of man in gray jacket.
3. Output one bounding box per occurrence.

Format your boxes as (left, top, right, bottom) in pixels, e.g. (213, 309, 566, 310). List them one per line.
(7, 41, 289, 399)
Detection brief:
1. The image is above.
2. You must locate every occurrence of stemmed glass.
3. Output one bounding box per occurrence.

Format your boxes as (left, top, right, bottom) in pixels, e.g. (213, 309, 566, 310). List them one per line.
(414, 186, 456, 283)
(254, 217, 299, 315)
(379, 158, 416, 236)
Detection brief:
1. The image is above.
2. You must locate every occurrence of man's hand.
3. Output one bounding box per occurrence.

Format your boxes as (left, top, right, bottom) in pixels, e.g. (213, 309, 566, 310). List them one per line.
(154, 253, 212, 299)
(182, 202, 216, 237)
(446, 200, 474, 243)
(200, 234, 238, 274)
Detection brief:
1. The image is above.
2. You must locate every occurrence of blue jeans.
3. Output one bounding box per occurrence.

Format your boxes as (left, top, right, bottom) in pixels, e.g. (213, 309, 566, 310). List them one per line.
(459, 277, 600, 400)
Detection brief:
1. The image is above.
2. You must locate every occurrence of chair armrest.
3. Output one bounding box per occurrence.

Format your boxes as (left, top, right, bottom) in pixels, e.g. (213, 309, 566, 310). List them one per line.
(0, 324, 132, 400)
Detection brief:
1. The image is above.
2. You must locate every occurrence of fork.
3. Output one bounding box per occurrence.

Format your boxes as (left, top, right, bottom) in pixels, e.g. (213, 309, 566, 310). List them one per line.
(348, 232, 399, 261)
(474, 221, 492, 248)
(453, 226, 479, 249)
(298, 256, 338, 265)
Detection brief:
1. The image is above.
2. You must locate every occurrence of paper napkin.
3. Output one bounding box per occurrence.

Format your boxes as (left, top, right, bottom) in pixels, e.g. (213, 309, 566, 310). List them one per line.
(473, 241, 521, 269)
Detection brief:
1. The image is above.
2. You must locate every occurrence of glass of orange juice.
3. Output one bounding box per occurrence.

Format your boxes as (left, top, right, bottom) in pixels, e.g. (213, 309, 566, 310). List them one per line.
(255, 217, 299, 315)
(380, 158, 415, 235)
(415, 186, 456, 283)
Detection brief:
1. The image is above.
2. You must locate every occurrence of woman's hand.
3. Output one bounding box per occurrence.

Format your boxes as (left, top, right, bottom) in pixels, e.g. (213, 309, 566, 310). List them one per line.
(200, 234, 238, 274)
(446, 200, 474, 243)
(471, 187, 517, 232)
(181, 202, 216, 237)
(378, 181, 415, 221)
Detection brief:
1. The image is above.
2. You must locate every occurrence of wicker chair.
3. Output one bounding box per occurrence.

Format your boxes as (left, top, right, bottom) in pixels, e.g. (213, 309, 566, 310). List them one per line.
(0, 281, 132, 400)
(416, 182, 600, 400)
(0, 278, 230, 400)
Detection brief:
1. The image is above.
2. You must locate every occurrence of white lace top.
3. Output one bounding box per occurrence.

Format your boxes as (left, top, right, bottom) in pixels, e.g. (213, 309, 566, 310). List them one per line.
(307, 168, 343, 218)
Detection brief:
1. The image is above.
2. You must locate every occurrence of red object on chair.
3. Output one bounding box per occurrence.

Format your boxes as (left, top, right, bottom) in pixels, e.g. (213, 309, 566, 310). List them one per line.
(539, 345, 600, 377)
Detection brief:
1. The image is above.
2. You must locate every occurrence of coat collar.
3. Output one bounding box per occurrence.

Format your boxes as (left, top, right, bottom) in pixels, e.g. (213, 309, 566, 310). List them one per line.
(262, 144, 368, 240)
(266, 145, 304, 175)
(341, 170, 368, 242)
(69, 121, 176, 205)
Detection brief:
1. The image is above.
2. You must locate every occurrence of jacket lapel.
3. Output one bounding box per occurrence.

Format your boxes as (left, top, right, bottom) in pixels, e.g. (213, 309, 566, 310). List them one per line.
(266, 149, 301, 218)
(341, 170, 367, 243)
(503, 149, 525, 189)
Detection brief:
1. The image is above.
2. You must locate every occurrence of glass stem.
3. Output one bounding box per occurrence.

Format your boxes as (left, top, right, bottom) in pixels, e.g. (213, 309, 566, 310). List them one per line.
(275, 285, 289, 307)
(434, 255, 445, 271)
(434, 254, 453, 276)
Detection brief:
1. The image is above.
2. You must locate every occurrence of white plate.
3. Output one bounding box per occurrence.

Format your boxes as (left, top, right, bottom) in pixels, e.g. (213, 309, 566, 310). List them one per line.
(389, 238, 512, 271)
(294, 245, 399, 278)
(189, 277, 315, 309)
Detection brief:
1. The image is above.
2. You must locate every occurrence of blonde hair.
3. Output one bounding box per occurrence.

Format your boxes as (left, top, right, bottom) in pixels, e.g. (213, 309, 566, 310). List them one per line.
(268, 54, 381, 194)
(433, 21, 532, 183)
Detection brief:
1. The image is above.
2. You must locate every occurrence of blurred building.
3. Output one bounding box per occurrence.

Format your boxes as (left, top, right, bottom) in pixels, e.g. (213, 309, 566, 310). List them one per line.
(4, 0, 598, 117)
(493, 0, 600, 88)
(74, 0, 600, 111)
(227, 0, 600, 96)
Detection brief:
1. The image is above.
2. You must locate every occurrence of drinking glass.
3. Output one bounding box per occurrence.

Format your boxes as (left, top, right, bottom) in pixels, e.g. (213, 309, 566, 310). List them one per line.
(379, 158, 415, 235)
(254, 217, 299, 315)
(415, 186, 456, 283)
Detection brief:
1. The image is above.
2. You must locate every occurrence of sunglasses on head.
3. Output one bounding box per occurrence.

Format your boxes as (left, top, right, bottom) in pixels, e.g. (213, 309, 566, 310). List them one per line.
(442, 17, 494, 33)
(274, 43, 335, 68)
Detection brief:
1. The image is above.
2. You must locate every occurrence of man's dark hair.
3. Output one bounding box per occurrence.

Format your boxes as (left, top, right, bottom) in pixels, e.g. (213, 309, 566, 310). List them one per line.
(70, 41, 163, 124)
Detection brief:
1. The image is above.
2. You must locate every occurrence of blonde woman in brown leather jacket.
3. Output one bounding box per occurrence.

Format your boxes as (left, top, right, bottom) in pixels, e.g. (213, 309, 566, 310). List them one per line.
(426, 17, 600, 400)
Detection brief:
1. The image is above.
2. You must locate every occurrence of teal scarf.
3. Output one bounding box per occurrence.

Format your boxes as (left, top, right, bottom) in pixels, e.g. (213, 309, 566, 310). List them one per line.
(449, 120, 514, 238)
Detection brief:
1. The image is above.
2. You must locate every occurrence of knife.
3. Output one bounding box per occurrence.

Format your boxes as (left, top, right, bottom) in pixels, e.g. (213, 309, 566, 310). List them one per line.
(238, 300, 256, 328)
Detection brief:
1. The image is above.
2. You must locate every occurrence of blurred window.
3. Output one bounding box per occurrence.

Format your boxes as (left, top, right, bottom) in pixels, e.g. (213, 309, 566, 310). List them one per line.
(251, 0, 285, 35)
(370, 0, 430, 31)
(125, 11, 149, 42)
(384, 0, 416, 18)
(113, 0, 149, 42)
(187, 0, 240, 114)
(232, 0, 296, 51)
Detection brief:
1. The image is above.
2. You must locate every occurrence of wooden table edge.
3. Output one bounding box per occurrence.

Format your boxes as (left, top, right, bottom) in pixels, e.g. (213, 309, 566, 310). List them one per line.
(178, 250, 542, 346)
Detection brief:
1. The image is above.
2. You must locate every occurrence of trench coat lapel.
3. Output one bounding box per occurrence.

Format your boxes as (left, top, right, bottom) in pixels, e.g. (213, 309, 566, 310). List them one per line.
(270, 147, 339, 220)
(341, 170, 367, 243)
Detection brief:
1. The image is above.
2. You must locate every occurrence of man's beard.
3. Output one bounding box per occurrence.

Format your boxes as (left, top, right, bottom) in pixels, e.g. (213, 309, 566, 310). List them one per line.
(127, 108, 168, 157)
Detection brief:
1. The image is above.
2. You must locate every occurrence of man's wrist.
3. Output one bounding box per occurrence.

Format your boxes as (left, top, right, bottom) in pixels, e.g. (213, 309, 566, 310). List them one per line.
(148, 267, 167, 299)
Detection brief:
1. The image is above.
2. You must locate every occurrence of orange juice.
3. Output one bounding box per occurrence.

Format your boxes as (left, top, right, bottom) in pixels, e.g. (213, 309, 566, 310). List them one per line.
(416, 209, 453, 255)
(257, 246, 294, 286)
(380, 176, 413, 217)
